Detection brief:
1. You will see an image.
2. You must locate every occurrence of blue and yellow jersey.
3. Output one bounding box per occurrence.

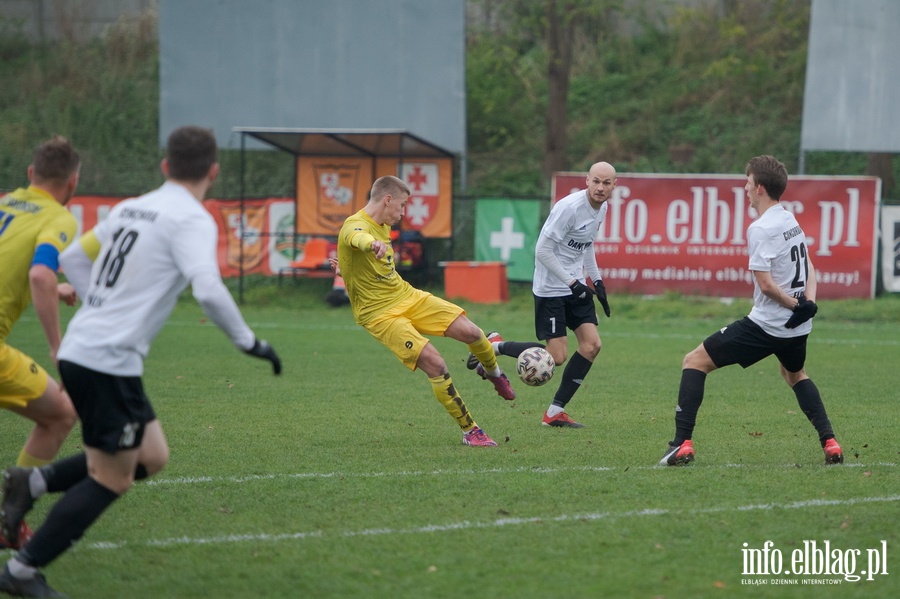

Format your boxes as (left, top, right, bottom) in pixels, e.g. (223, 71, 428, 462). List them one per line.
(337, 209, 414, 325)
(0, 186, 77, 341)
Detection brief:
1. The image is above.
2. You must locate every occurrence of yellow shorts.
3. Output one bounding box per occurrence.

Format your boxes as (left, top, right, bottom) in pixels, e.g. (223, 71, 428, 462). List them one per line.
(363, 288, 465, 371)
(0, 343, 51, 409)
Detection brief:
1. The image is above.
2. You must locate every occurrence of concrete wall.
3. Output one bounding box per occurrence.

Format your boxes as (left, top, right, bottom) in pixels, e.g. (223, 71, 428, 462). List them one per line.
(159, 0, 467, 154)
(801, 0, 900, 153)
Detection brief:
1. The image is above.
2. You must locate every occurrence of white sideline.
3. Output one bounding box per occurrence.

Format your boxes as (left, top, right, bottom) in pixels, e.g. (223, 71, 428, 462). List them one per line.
(21, 315, 900, 345)
(85, 494, 900, 551)
(144, 461, 896, 487)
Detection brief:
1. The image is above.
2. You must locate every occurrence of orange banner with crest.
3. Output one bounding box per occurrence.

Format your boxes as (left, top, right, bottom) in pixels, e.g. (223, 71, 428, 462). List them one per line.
(295, 156, 452, 237)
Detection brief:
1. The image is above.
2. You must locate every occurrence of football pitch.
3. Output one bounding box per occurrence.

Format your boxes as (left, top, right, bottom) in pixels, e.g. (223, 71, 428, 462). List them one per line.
(3, 286, 898, 598)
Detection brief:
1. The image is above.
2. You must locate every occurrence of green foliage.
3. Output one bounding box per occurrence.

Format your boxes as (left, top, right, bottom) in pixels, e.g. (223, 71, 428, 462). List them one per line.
(0, 13, 158, 194)
(465, 11, 548, 195)
(466, 0, 899, 196)
(1, 1, 897, 199)
(0, 11, 294, 198)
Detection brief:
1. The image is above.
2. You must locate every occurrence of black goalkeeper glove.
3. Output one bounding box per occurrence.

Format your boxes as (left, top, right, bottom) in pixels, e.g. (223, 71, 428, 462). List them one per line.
(593, 279, 611, 318)
(784, 296, 818, 329)
(245, 339, 282, 375)
(569, 280, 595, 301)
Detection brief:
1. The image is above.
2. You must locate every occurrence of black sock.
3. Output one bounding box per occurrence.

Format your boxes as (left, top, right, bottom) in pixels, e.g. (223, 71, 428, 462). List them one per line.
(673, 369, 707, 445)
(41, 453, 87, 493)
(792, 378, 835, 446)
(41, 453, 150, 494)
(498, 341, 544, 358)
(135, 464, 150, 480)
(17, 477, 119, 568)
(552, 351, 593, 408)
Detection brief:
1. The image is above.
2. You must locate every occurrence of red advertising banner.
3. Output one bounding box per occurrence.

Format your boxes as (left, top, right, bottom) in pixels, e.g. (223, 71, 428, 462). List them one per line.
(66, 195, 122, 235)
(552, 173, 881, 299)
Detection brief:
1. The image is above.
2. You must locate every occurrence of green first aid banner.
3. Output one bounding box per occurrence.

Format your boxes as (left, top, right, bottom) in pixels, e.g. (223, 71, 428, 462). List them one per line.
(474, 198, 542, 282)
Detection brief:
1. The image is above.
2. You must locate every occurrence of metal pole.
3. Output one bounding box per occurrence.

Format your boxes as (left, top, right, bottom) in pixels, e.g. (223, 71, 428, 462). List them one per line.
(239, 132, 246, 304)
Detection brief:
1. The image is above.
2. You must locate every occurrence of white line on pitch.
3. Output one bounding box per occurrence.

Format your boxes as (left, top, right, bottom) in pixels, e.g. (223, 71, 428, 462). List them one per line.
(28, 314, 900, 345)
(144, 462, 897, 487)
(84, 494, 900, 551)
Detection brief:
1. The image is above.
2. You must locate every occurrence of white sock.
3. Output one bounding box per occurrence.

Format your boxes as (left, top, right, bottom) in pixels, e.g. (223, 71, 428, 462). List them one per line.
(488, 365, 502, 377)
(546, 404, 565, 417)
(8, 558, 36, 580)
(28, 468, 46, 499)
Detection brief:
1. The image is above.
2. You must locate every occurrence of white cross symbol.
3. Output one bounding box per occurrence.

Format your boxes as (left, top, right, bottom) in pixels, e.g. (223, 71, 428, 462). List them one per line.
(405, 197, 430, 226)
(490, 217, 524, 261)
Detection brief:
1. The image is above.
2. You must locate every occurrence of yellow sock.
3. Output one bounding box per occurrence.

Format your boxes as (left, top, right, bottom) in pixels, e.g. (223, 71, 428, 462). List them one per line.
(16, 449, 51, 468)
(467, 332, 499, 372)
(429, 373, 476, 432)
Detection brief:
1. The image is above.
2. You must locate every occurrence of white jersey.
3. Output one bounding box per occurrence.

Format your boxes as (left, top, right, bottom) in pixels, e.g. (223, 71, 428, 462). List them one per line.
(746, 203, 812, 338)
(532, 189, 607, 297)
(58, 181, 254, 375)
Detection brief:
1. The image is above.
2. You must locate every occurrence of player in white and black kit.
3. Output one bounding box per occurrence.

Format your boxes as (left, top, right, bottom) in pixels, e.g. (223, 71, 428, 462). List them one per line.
(0, 127, 282, 598)
(532, 161, 615, 428)
(659, 155, 843, 467)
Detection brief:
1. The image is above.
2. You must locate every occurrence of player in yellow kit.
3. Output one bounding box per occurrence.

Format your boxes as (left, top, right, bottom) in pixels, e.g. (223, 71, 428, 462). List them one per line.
(0, 136, 80, 548)
(337, 175, 514, 446)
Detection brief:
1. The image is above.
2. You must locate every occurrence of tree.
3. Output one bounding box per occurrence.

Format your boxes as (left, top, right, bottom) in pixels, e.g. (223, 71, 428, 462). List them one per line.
(540, 0, 620, 179)
(542, 0, 623, 179)
(468, 0, 620, 183)
(542, 0, 576, 179)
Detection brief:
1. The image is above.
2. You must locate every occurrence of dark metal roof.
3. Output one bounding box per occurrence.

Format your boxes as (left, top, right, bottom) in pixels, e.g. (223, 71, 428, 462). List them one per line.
(233, 127, 454, 158)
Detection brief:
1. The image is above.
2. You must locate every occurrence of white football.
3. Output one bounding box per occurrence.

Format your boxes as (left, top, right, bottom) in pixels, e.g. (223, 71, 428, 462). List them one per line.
(516, 347, 555, 387)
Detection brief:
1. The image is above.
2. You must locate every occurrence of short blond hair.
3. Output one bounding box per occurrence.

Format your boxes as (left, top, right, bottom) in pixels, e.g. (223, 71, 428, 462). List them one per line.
(370, 175, 410, 202)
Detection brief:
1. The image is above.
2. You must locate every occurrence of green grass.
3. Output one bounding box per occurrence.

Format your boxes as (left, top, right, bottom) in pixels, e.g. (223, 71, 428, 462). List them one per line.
(2, 287, 898, 598)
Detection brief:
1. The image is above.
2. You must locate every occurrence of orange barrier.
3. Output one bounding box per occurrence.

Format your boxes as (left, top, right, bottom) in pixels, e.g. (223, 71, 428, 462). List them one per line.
(442, 261, 508, 304)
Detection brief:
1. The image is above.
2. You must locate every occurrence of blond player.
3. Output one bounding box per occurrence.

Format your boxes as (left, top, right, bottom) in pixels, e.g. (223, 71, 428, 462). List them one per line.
(338, 175, 513, 447)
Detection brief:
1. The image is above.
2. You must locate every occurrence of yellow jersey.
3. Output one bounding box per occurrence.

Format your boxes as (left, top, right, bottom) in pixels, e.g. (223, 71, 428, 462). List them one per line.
(337, 209, 414, 325)
(0, 186, 77, 341)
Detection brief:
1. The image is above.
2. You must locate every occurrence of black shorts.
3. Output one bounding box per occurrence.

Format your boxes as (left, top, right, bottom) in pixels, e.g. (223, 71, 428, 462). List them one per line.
(59, 361, 156, 453)
(702, 317, 808, 372)
(533, 293, 599, 341)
